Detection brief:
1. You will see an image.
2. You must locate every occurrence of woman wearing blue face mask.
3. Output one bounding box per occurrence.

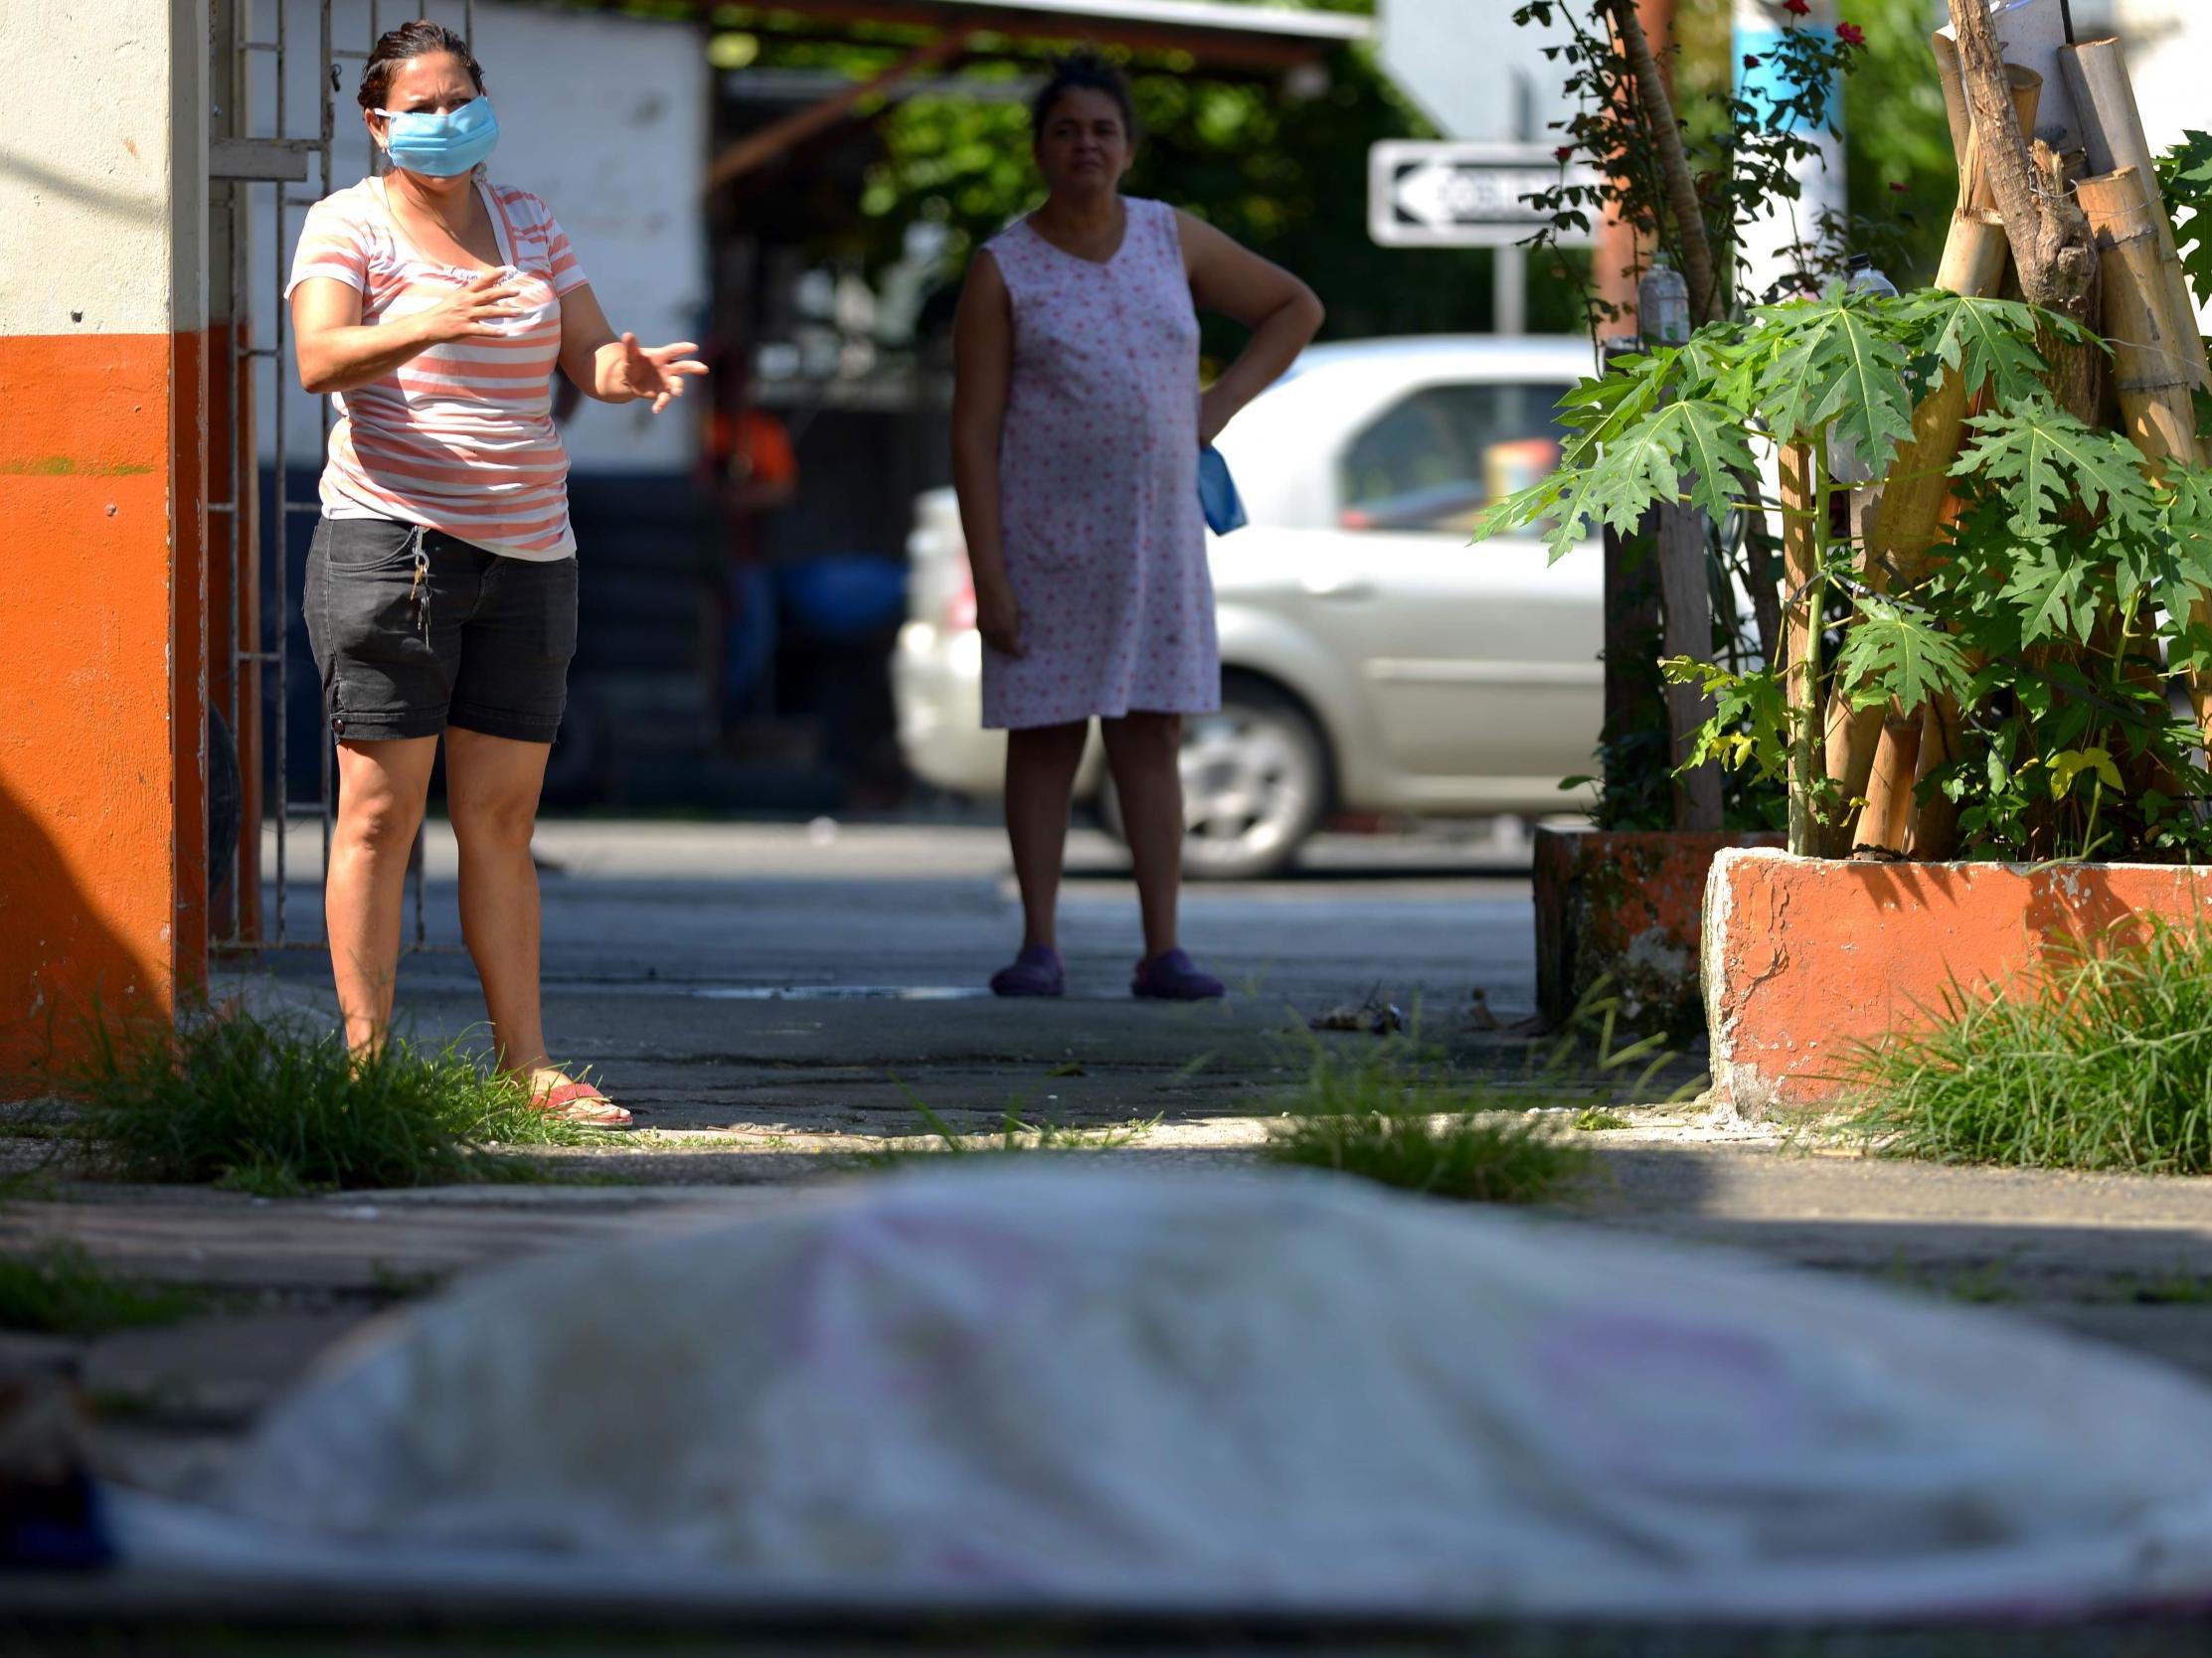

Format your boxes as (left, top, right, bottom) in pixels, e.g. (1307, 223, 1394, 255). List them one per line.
(285, 20, 706, 1125)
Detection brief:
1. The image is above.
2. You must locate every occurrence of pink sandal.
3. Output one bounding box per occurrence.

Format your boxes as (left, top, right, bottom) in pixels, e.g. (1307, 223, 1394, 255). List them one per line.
(533, 1080, 633, 1128)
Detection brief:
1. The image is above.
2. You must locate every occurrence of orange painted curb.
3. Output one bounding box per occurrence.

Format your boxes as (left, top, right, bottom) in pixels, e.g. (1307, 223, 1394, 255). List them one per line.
(1703, 849, 2212, 1114)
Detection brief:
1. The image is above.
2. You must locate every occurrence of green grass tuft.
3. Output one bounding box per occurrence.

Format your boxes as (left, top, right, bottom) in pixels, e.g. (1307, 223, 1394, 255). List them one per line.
(1266, 1108, 1590, 1204)
(60, 1006, 609, 1194)
(1263, 1032, 1592, 1203)
(0, 1244, 203, 1335)
(1848, 922, 2212, 1175)
(1573, 1109, 1632, 1132)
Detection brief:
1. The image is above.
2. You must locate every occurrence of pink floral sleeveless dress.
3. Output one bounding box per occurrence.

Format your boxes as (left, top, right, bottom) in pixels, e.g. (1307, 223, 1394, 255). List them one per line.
(980, 196, 1220, 731)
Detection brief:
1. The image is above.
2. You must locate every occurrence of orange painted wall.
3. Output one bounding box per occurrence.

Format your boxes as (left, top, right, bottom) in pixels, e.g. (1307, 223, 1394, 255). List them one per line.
(1704, 852, 2212, 1113)
(0, 330, 206, 1081)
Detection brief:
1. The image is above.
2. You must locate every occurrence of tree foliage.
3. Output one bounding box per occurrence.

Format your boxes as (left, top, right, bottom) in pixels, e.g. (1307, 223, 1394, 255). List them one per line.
(735, 11, 1593, 352)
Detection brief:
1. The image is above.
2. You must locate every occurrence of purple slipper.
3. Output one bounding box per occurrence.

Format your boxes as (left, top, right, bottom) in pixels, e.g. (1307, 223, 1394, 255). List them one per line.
(990, 944, 1065, 998)
(1132, 948, 1226, 1001)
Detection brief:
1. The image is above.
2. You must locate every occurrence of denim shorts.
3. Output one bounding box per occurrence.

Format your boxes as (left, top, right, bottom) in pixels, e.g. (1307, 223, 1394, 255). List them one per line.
(304, 516, 578, 745)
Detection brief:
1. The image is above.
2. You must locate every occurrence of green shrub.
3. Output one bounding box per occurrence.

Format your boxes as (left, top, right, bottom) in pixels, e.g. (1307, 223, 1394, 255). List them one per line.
(1849, 923, 2212, 1173)
(62, 1008, 603, 1194)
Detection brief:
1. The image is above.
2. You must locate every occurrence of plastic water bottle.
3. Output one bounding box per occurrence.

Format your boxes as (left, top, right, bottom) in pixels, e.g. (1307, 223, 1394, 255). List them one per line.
(1831, 255, 1900, 484)
(1636, 251, 1691, 348)
(1844, 252, 1898, 301)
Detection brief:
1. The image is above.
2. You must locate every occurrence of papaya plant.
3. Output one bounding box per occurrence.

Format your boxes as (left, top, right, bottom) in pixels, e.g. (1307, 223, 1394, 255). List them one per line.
(1474, 281, 2212, 864)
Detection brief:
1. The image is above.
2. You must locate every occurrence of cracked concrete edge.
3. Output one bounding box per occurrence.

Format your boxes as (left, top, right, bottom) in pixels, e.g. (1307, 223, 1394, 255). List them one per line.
(1702, 847, 1782, 1121)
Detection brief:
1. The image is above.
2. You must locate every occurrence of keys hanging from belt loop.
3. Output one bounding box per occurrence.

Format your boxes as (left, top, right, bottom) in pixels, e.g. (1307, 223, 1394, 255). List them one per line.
(408, 527, 432, 651)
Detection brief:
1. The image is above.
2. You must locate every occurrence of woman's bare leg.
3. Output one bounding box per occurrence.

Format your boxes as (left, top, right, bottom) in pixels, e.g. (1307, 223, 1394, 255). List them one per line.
(327, 737, 440, 1053)
(1102, 712, 1186, 960)
(1003, 721, 1090, 951)
(442, 727, 558, 1084)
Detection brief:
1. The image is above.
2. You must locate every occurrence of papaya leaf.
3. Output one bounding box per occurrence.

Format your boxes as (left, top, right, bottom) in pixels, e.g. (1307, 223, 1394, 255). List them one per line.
(1662, 657, 1790, 781)
(2157, 129, 2212, 309)
(1831, 595, 1974, 717)
(1900, 291, 2050, 407)
(1998, 542, 2103, 646)
(2156, 465, 2212, 621)
(1501, 398, 1755, 564)
(1955, 400, 2161, 543)
(1470, 475, 1570, 548)
(1751, 293, 1918, 461)
(1553, 364, 1666, 473)
(1648, 399, 1759, 524)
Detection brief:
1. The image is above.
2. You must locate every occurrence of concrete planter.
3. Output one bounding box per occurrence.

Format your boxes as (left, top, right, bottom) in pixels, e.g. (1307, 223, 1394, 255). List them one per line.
(1703, 848, 2212, 1115)
(1534, 827, 1785, 1032)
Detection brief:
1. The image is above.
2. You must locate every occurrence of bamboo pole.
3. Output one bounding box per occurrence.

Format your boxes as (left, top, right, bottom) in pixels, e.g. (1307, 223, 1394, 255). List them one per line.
(1932, 30, 1969, 174)
(1857, 702, 1923, 854)
(2076, 167, 2205, 468)
(1906, 696, 1965, 858)
(1819, 65, 2035, 858)
(2062, 39, 2212, 394)
(1781, 440, 1823, 856)
(2077, 164, 2212, 751)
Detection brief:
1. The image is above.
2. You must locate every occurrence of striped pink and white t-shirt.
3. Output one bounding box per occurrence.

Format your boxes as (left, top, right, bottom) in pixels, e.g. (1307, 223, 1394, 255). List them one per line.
(285, 176, 589, 562)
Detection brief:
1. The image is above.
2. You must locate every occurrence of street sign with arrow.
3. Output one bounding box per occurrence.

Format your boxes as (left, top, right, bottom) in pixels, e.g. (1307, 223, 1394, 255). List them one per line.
(1367, 141, 1599, 249)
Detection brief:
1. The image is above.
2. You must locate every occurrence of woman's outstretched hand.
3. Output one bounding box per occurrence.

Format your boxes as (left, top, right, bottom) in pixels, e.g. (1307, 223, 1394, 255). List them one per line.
(613, 333, 708, 413)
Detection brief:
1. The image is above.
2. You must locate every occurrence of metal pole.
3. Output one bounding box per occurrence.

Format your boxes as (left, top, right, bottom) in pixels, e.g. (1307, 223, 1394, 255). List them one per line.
(1493, 245, 1527, 337)
(319, 0, 338, 913)
(272, 0, 291, 944)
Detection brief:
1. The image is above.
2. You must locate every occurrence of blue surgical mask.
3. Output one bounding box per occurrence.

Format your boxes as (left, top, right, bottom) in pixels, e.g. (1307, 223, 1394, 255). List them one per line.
(374, 94, 499, 177)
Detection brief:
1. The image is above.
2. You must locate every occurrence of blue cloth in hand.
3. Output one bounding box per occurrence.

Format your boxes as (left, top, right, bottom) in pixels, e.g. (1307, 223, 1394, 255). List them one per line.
(1198, 445, 1248, 536)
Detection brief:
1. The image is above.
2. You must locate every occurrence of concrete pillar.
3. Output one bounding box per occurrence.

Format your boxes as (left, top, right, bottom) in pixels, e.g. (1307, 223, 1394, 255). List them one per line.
(0, 0, 212, 1078)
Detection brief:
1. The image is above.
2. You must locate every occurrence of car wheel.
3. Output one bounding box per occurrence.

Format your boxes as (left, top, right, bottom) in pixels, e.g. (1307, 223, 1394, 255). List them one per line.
(1101, 681, 1328, 881)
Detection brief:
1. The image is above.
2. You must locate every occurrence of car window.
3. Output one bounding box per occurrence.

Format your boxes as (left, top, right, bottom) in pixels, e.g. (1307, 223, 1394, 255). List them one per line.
(1336, 381, 1574, 534)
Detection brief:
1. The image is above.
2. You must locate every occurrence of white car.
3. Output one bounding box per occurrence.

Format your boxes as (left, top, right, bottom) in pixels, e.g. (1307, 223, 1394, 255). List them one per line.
(893, 335, 1605, 878)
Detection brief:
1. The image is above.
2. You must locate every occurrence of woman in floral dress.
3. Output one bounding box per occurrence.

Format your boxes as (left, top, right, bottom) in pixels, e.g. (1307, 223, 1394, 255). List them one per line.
(950, 52, 1323, 999)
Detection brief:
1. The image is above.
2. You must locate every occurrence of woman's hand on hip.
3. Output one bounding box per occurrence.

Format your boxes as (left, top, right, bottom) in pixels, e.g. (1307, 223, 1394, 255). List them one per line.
(976, 581, 1026, 659)
(611, 333, 709, 413)
(419, 269, 526, 345)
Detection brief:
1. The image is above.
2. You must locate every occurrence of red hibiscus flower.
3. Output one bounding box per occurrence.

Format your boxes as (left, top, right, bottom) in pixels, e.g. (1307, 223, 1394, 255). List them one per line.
(1555, 143, 1575, 162)
(1783, 0, 1810, 15)
(1837, 20, 1866, 46)
(1744, 52, 1761, 69)
(1889, 180, 1910, 193)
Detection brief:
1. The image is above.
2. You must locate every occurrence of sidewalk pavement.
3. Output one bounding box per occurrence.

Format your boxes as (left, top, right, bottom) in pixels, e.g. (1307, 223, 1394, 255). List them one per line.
(9, 819, 2212, 1615)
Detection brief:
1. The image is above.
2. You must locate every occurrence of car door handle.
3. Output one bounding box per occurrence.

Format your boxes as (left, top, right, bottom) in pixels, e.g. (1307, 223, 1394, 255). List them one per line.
(1301, 577, 1378, 601)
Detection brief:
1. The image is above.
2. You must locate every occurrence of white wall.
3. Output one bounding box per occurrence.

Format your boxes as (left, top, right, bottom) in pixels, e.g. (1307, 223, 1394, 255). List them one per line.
(0, 0, 200, 334)
(248, 0, 706, 471)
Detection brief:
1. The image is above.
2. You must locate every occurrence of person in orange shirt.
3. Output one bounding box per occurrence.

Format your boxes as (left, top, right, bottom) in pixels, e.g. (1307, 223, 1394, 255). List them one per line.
(703, 355, 798, 725)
